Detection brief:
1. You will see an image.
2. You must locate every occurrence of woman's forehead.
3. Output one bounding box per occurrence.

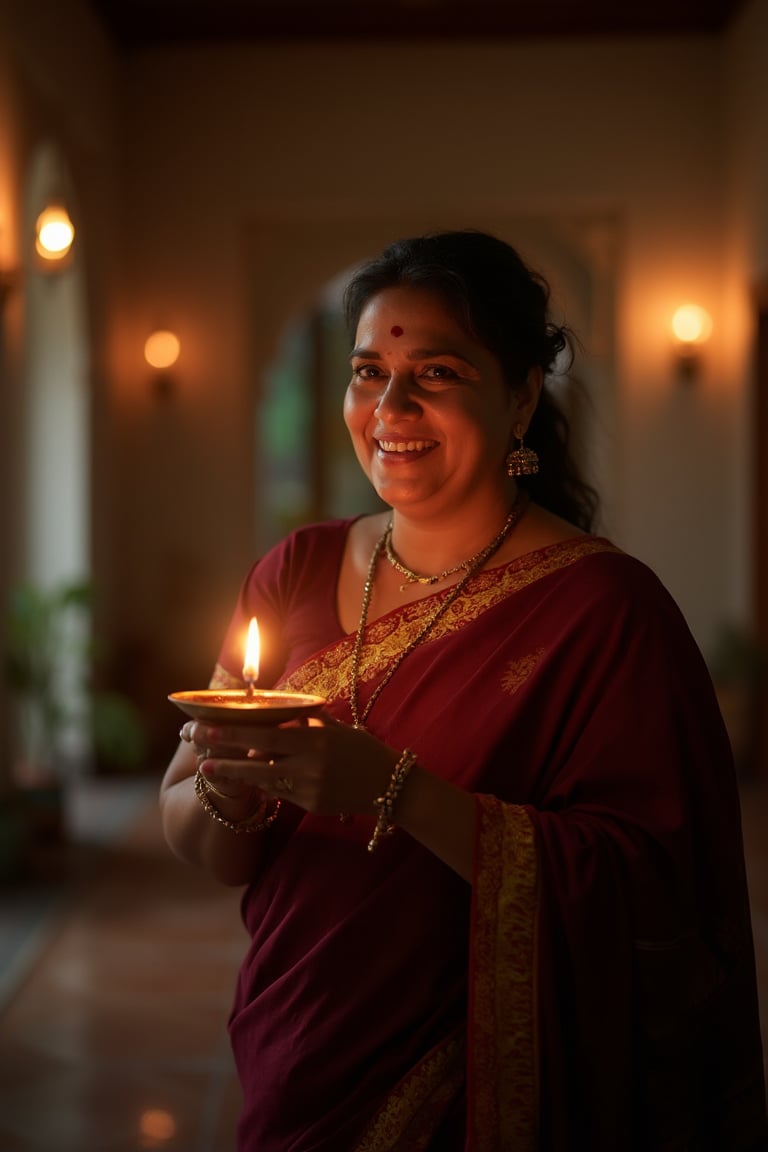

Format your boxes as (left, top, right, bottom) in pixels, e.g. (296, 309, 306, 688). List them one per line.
(355, 285, 467, 341)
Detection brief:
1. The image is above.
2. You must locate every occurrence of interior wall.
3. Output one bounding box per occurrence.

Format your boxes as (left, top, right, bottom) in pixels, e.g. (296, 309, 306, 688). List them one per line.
(724, 0, 768, 623)
(4, 2, 768, 766)
(113, 31, 734, 739)
(0, 8, 24, 777)
(0, 0, 121, 778)
(23, 145, 89, 588)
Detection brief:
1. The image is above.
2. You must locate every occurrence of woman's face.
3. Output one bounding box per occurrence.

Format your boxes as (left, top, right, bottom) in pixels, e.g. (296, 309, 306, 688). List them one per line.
(344, 285, 529, 517)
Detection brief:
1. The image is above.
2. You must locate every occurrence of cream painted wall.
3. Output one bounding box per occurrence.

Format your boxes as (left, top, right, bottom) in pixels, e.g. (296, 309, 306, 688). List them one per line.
(0, 0, 121, 774)
(724, 0, 768, 621)
(2, 0, 768, 762)
(115, 29, 737, 706)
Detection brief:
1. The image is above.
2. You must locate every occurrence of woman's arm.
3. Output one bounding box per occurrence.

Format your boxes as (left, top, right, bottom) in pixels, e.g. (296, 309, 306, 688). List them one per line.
(389, 764, 477, 882)
(159, 739, 271, 886)
(186, 716, 478, 883)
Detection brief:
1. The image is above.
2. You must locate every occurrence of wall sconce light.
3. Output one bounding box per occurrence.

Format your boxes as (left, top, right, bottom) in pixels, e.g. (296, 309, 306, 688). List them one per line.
(671, 303, 712, 383)
(144, 329, 181, 397)
(35, 202, 75, 268)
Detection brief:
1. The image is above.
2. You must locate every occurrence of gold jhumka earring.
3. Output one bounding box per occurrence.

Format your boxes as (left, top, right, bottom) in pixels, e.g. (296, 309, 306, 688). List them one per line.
(505, 424, 539, 477)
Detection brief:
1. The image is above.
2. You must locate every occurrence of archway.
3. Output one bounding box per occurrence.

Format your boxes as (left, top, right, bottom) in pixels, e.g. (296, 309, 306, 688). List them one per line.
(15, 142, 90, 777)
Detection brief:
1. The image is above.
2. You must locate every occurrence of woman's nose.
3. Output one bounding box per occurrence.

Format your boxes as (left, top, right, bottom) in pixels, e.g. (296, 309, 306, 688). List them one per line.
(373, 372, 420, 420)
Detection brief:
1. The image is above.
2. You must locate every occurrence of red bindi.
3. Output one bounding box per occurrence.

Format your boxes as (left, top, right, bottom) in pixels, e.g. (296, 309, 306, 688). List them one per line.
(390, 325, 404, 337)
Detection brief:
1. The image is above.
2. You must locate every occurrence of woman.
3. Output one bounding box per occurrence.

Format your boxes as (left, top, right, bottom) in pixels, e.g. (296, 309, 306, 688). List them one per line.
(160, 230, 767, 1150)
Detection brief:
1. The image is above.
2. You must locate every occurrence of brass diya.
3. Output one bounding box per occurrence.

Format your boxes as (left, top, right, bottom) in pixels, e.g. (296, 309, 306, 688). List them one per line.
(169, 689, 326, 726)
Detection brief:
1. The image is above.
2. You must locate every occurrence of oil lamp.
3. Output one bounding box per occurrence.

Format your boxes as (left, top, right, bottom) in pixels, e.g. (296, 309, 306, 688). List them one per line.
(169, 616, 325, 724)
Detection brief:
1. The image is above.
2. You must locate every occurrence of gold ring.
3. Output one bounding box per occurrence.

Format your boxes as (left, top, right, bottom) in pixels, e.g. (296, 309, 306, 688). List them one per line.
(274, 776, 294, 793)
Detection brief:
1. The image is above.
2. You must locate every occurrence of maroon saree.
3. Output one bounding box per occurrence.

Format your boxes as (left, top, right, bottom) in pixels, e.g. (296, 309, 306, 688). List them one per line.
(214, 520, 767, 1150)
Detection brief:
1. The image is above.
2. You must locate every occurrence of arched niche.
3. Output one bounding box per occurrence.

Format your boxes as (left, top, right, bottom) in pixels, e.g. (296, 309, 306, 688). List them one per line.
(250, 213, 620, 549)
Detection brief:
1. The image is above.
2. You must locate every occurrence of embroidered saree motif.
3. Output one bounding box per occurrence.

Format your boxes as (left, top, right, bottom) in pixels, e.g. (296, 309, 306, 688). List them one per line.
(280, 537, 619, 704)
(501, 647, 546, 696)
(471, 796, 539, 1150)
(354, 1033, 465, 1151)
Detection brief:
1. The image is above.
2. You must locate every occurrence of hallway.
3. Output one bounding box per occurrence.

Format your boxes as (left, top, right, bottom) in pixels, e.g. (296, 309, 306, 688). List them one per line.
(0, 778, 245, 1152)
(0, 773, 767, 1152)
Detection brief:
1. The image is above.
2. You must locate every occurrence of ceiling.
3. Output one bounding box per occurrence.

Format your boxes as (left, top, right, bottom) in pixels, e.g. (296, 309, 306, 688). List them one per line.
(87, 0, 748, 50)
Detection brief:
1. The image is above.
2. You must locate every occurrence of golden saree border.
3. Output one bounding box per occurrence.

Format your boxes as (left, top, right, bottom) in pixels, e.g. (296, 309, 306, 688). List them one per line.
(280, 536, 620, 703)
(354, 1031, 465, 1152)
(470, 795, 539, 1151)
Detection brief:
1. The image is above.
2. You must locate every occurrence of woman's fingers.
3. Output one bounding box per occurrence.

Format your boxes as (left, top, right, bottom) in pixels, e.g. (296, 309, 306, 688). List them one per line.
(200, 759, 302, 811)
(191, 716, 392, 816)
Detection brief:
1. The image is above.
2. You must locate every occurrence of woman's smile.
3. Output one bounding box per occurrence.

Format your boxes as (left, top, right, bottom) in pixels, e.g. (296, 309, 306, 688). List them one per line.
(376, 437, 438, 456)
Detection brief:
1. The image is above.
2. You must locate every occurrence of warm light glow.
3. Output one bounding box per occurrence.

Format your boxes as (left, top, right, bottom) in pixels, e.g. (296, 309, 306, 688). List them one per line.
(671, 304, 712, 346)
(243, 617, 260, 683)
(35, 204, 75, 261)
(144, 330, 181, 369)
(138, 1107, 176, 1147)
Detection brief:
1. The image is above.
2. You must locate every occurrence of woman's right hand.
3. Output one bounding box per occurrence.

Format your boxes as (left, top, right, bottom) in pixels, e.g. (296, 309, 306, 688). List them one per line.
(179, 713, 398, 821)
(158, 725, 274, 885)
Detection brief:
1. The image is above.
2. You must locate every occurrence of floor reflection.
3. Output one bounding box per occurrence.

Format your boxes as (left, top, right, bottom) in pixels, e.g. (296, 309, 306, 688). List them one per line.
(0, 772, 766, 1151)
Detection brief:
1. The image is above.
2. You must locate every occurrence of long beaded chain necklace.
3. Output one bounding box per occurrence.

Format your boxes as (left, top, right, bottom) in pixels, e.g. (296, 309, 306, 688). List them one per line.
(349, 491, 529, 729)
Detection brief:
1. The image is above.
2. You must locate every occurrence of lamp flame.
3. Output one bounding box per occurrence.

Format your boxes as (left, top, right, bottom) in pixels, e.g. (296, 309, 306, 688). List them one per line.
(243, 618, 260, 685)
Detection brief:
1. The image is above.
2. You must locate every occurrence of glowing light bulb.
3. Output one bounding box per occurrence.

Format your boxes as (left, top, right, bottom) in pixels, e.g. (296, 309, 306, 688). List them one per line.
(671, 304, 712, 346)
(35, 205, 75, 261)
(144, 331, 181, 369)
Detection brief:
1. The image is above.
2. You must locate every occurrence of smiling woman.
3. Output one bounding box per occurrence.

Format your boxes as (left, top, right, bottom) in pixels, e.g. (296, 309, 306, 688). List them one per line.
(159, 230, 767, 1150)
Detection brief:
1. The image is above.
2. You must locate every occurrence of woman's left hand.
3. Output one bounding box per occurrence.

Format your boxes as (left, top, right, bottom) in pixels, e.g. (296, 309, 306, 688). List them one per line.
(180, 714, 397, 817)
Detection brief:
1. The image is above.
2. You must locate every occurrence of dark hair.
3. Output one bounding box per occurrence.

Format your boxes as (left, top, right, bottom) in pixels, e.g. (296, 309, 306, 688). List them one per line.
(343, 229, 599, 532)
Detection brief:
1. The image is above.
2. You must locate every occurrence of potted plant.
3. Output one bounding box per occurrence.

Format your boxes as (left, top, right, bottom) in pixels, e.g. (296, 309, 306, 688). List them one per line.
(2, 578, 145, 872)
(708, 622, 768, 779)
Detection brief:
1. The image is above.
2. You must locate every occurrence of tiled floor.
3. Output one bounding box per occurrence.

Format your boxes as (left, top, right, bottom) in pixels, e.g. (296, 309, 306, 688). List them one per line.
(0, 774, 767, 1152)
(0, 778, 246, 1152)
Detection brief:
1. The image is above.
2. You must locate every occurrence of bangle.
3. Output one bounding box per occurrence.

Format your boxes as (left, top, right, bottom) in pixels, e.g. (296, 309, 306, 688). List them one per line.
(367, 748, 417, 852)
(194, 767, 281, 833)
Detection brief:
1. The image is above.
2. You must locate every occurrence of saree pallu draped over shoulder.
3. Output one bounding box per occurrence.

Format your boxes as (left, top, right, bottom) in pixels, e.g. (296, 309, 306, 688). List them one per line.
(218, 522, 767, 1151)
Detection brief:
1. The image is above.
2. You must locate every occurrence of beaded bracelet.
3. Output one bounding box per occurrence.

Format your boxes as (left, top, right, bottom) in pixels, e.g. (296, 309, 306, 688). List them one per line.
(367, 747, 418, 852)
(194, 767, 281, 833)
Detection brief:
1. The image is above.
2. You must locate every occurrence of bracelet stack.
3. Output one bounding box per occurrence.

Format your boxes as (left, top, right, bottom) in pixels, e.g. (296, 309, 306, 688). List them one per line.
(367, 748, 418, 852)
(194, 767, 281, 833)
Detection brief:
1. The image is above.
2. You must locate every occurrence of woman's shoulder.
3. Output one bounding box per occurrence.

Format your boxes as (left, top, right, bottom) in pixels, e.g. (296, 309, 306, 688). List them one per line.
(263, 517, 357, 561)
(529, 531, 670, 596)
(522, 533, 693, 643)
(515, 504, 665, 591)
(240, 518, 357, 597)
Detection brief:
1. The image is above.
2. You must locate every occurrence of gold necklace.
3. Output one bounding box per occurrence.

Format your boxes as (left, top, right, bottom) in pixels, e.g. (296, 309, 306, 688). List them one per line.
(349, 492, 529, 729)
(384, 524, 485, 592)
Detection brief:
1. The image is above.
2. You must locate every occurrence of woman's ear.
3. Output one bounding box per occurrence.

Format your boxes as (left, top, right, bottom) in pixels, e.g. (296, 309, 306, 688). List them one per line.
(511, 366, 543, 431)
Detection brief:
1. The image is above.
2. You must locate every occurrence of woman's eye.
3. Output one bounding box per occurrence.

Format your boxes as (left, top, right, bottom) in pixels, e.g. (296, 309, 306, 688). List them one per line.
(421, 364, 457, 381)
(351, 364, 384, 381)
